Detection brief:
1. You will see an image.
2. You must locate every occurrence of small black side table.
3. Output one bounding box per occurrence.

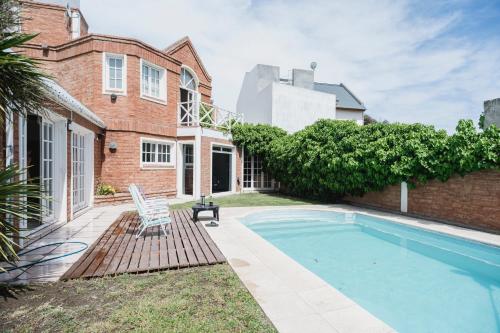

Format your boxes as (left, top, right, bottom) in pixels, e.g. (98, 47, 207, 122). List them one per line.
(192, 204, 219, 222)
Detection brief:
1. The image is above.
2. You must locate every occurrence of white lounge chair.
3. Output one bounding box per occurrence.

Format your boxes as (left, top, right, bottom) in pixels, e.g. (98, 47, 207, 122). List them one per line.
(130, 184, 169, 213)
(129, 184, 171, 238)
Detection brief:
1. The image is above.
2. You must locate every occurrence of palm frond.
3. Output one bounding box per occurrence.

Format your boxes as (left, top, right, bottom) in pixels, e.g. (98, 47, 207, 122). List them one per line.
(0, 165, 44, 266)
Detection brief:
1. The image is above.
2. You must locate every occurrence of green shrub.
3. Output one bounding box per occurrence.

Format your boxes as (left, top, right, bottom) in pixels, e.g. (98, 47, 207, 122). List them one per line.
(96, 183, 117, 196)
(231, 119, 499, 199)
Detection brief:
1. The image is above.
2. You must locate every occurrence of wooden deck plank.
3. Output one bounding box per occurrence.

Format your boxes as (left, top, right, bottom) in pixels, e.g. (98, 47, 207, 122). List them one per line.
(177, 210, 209, 265)
(165, 221, 179, 269)
(172, 210, 200, 267)
(80, 215, 130, 278)
(149, 226, 161, 271)
(179, 209, 218, 264)
(62, 209, 225, 280)
(61, 213, 125, 280)
(191, 215, 226, 262)
(115, 216, 141, 274)
(103, 213, 137, 275)
(91, 213, 135, 277)
(159, 224, 169, 268)
(170, 211, 190, 268)
(138, 226, 153, 272)
(128, 226, 146, 272)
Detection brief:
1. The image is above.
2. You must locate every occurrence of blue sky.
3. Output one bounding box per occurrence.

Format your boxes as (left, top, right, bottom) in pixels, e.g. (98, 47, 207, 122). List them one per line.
(81, 0, 500, 132)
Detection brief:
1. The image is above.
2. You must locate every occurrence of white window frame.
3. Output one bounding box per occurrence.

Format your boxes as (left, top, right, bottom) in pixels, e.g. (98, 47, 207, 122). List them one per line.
(70, 122, 95, 217)
(102, 52, 127, 95)
(140, 137, 175, 168)
(140, 59, 167, 104)
(242, 152, 275, 191)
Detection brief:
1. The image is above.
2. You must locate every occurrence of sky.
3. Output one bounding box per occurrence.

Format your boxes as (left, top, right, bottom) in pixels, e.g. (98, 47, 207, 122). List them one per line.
(80, 0, 500, 132)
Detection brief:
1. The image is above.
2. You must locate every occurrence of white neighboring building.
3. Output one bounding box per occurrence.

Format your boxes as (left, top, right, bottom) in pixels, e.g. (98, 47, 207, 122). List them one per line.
(237, 64, 366, 132)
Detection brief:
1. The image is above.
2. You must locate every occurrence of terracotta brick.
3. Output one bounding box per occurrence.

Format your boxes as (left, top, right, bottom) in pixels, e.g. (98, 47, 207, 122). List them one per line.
(345, 170, 500, 233)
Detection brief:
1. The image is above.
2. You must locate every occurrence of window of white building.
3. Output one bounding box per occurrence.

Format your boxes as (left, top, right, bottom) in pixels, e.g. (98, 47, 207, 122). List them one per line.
(141, 60, 167, 103)
(103, 53, 126, 94)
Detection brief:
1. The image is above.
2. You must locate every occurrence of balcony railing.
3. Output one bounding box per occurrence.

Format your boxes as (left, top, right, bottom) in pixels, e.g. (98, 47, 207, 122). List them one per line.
(178, 101, 244, 131)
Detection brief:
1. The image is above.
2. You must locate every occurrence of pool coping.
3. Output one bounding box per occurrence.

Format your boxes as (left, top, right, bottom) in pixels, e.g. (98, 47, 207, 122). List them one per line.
(201, 204, 500, 333)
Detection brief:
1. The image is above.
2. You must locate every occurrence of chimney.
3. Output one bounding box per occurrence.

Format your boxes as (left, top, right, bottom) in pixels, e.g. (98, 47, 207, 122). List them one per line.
(70, 9, 81, 39)
(292, 68, 314, 90)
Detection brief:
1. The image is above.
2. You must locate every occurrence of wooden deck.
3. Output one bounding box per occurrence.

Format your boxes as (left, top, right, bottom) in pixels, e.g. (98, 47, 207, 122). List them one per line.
(61, 209, 226, 280)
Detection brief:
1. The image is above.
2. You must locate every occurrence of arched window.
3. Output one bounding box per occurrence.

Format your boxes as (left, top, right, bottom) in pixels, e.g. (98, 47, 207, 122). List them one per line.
(180, 67, 197, 90)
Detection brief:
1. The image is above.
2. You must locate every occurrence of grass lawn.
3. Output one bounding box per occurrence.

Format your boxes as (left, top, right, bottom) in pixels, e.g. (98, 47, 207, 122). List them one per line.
(171, 192, 320, 210)
(0, 264, 276, 333)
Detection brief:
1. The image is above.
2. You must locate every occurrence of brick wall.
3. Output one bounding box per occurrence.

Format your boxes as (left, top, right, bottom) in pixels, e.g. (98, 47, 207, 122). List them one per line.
(167, 43, 212, 102)
(344, 170, 500, 233)
(17, 2, 228, 207)
(346, 184, 400, 212)
(21, 1, 88, 46)
(101, 131, 177, 194)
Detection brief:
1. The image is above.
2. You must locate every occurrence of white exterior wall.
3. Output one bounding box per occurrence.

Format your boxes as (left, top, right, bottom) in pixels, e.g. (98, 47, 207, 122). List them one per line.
(336, 109, 364, 125)
(244, 83, 273, 125)
(271, 83, 336, 133)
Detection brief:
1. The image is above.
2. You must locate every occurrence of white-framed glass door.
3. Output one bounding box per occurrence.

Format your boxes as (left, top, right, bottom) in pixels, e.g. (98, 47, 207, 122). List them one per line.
(18, 115, 27, 230)
(243, 154, 274, 191)
(182, 144, 194, 195)
(41, 120, 55, 221)
(72, 132, 86, 212)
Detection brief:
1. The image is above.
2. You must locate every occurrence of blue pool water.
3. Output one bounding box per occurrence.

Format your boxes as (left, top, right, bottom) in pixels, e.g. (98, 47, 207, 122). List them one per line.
(241, 210, 500, 333)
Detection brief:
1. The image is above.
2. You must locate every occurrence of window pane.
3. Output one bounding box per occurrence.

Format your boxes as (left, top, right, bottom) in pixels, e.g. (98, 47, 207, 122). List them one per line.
(142, 65, 149, 94)
(152, 68, 160, 97)
(107, 56, 123, 90)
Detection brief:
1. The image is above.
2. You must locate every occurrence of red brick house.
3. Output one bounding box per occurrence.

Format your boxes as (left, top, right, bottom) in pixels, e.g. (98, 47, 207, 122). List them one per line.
(6, 0, 245, 242)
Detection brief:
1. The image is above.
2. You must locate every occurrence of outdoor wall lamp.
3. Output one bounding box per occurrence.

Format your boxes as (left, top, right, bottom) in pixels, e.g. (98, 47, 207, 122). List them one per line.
(110, 93, 117, 103)
(109, 141, 118, 152)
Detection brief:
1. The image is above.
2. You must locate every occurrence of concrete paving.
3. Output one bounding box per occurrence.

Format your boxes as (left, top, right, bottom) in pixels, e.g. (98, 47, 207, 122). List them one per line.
(0, 203, 135, 284)
(203, 204, 500, 333)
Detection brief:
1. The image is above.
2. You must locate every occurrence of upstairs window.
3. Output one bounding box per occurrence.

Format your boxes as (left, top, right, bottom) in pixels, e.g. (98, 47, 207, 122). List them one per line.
(180, 67, 197, 90)
(140, 138, 174, 168)
(141, 60, 167, 103)
(103, 53, 126, 94)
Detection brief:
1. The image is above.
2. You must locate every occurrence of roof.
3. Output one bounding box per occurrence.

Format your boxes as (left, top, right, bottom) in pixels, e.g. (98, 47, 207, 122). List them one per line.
(163, 36, 212, 82)
(43, 79, 106, 128)
(313, 82, 366, 110)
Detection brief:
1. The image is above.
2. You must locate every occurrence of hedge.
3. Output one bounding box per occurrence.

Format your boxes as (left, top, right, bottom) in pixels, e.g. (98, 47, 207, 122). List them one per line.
(231, 119, 500, 199)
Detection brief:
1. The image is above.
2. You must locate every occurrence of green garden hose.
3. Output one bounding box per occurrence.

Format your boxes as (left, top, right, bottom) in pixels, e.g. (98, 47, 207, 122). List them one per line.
(0, 241, 88, 279)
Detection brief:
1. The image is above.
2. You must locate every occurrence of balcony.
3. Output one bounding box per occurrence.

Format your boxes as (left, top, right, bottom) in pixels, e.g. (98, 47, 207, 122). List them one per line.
(178, 101, 244, 131)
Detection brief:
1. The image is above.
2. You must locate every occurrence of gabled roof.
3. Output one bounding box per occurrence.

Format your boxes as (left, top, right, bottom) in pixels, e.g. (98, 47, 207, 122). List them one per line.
(313, 82, 366, 110)
(43, 79, 106, 128)
(163, 36, 212, 82)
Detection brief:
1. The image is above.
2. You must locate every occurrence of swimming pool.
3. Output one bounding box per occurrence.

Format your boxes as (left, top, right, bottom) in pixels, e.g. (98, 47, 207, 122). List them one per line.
(241, 210, 500, 333)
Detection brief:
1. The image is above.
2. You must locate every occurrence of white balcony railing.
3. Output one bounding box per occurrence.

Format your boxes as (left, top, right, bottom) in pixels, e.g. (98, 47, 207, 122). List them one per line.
(178, 101, 244, 131)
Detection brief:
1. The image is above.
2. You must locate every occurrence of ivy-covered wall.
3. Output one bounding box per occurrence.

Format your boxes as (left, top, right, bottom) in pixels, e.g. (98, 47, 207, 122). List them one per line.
(231, 119, 500, 200)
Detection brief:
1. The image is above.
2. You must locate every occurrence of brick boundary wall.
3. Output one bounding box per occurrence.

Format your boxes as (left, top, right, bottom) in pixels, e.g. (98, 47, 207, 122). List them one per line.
(344, 169, 500, 234)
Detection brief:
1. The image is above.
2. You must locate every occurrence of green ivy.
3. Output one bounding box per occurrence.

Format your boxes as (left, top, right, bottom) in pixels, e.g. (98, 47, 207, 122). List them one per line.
(231, 120, 499, 199)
